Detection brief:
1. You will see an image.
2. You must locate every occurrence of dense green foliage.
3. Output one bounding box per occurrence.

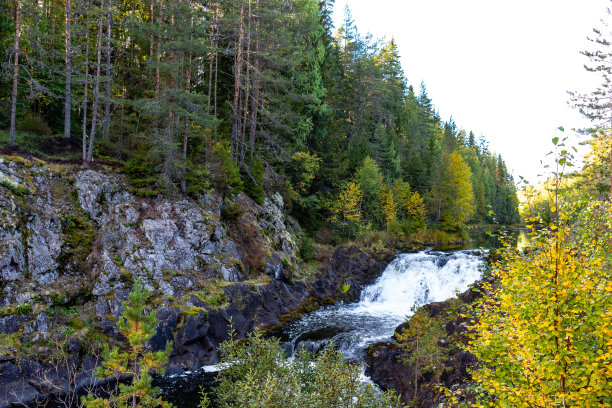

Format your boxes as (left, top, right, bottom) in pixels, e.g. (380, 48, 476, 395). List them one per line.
(202, 327, 403, 407)
(0, 0, 519, 238)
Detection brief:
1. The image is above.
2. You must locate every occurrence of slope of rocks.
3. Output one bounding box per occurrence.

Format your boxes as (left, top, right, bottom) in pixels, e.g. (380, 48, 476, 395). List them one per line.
(0, 154, 388, 407)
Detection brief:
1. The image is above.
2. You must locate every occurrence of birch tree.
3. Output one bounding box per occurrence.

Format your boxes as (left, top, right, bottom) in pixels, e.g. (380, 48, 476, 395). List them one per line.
(569, 4, 612, 199)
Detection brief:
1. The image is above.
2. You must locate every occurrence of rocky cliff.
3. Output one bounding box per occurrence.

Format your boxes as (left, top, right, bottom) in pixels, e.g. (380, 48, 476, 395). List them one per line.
(0, 154, 388, 407)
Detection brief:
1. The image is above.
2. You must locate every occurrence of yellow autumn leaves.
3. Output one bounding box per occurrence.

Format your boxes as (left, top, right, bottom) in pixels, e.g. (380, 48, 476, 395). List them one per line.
(330, 153, 475, 238)
(337, 181, 363, 224)
(432, 151, 475, 229)
(331, 164, 426, 236)
(465, 201, 612, 408)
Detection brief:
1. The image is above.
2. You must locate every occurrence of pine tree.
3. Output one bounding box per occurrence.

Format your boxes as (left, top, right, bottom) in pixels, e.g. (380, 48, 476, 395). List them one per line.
(82, 279, 173, 408)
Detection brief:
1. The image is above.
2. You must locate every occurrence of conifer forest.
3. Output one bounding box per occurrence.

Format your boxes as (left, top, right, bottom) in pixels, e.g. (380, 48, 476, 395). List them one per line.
(0, 0, 519, 237)
(0, 1, 610, 408)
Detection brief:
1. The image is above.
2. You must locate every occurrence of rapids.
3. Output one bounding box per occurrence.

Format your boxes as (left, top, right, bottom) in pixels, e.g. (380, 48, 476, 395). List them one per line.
(278, 250, 484, 360)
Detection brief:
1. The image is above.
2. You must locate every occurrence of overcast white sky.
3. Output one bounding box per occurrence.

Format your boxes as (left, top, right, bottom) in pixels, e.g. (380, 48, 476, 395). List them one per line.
(332, 0, 610, 183)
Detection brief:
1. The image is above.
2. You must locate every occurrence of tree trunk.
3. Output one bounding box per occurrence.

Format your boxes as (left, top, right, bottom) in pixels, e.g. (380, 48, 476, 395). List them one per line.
(240, 84, 248, 165)
(155, 0, 162, 95)
(231, 4, 245, 161)
(182, 0, 194, 194)
(149, 0, 154, 61)
(207, 49, 213, 113)
(64, 0, 72, 139)
(9, 0, 21, 147)
(167, 8, 176, 182)
(214, 29, 218, 119)
(87, 0, 105, 162)
(240, 0, 252, 166)
(170, 11, 176, 89)
(82, 7, 91, 161)
(414, 340, 419, 400)
(50, 0, 56, 76)
(213, 2, 219, 121)
(249, 0, 260, 160)
(129, 0, 134, 65)
(207, 2, 215, 113)
(103, 0, 112, 140)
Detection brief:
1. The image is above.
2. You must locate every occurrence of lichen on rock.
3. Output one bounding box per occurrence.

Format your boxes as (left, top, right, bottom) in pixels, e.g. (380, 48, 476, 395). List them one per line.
(0, 154, 379, 403)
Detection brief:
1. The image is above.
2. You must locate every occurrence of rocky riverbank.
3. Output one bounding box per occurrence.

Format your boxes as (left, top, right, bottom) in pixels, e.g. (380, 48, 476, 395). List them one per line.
(0, 154, 391, 407)
(365, 273, 498, 408)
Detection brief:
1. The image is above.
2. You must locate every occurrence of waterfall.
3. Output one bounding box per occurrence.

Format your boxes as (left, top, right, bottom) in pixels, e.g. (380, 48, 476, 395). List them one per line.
(157, 250, 486, 406)
(281, 250, 484, 359)
(356, 250, 484, 317)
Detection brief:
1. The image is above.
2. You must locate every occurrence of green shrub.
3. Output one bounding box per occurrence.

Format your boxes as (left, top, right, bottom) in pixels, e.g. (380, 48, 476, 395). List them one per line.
(195, 280, 227, 310)
(211, 141, 243, 195)
(242, 156, 265, 204)
(204, 327, 403, 407)
(431, 229, 456, 245)
(16, 112, 53, 136)
(16, 303, 32, 315)
(185, 163, 211, 198)
(220, 200, 242, 220)
(125, 150, 164, 197)
(0, 178, 29, 196)
(298, 236, 314, 262)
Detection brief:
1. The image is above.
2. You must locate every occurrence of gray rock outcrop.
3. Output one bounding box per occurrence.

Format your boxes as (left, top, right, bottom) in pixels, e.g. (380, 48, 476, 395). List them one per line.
(0, 154, 390, 406)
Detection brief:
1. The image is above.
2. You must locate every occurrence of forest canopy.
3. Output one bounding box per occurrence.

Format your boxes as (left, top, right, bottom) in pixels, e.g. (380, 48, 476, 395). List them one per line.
(0, 0, 520, 238)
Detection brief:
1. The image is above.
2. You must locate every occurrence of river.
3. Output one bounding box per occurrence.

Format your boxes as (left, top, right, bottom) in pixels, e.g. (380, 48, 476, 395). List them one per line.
(157, 246, 490, 407)
(276, 250, 484, 361)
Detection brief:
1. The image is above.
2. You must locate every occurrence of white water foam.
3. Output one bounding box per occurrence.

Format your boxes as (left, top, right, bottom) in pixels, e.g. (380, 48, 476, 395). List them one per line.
(281, 250, 484, 360)
(355, 250, 484, 317)
(159, 250, 485, 406)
